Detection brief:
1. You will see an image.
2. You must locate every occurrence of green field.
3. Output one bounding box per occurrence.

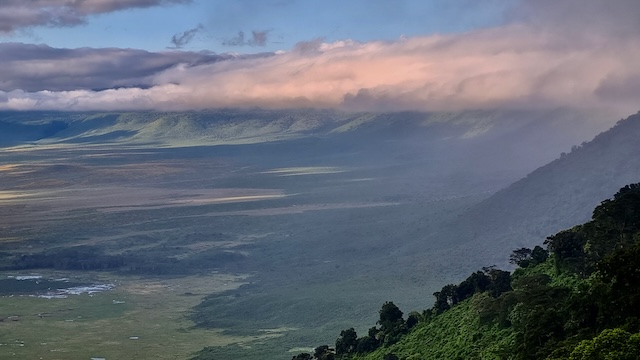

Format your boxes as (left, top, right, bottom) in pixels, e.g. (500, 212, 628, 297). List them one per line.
(0, 272, 272, 360)
(0, 111, 541, 359)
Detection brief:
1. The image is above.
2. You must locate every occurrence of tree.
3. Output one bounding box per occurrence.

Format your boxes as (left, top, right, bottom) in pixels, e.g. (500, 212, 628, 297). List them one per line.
(530, 245, 549, 265)
(378, 301, 404, 331)
(545, 230, 587, 275)
(292, 353, 312, 360)
(456, 271, 491, 301)
(378, 301, 407, 345)
(355, 331, 379, 354)
(597, 242, 640, 321)
(510, 247, 533, 267)
(483, 266, 512, 297)
(406, 311, 422, 329)
(569, 328, 640, 360)
(433, 284, 458, 313)
(583, 183, 640, 263)
(335, 328, 358, 355)
(510, 246, 549, 268)
(314, 345, 335, 360)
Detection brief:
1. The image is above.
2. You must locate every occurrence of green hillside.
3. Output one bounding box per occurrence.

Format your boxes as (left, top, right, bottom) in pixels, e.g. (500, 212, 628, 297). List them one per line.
(0, 108, 609, 153)
(288, 183, 640, 360)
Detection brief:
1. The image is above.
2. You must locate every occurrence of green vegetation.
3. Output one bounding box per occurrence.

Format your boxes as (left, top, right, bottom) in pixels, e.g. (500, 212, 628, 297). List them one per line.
(288, 183, 640, 360)
(0, 273, 256, 360)
(3, 109, 639, 359)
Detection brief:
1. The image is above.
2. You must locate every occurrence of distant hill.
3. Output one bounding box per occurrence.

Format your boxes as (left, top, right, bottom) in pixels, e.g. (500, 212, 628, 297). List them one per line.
(458, 111, 640, 257)
(0, 118, 67, 145)
(1, 108, 626, 270)
(0, 109, 608, 145)
(0, 109, 614, 181)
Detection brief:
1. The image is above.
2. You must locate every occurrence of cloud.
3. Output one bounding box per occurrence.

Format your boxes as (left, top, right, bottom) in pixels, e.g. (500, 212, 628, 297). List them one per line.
(222, 30, 271, 47)
(292, 38, 325, 54)
(250, 30, 269, 46)
(506, 0, 640, 38)
(0, 42, 233, 92)
(1, 0, 639, 116)
(0, 0, 191, 33)
(169, 24, 204, 49)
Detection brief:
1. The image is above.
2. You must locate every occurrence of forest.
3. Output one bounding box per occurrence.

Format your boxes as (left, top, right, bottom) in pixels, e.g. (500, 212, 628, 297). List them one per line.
(282, 183, 640, 360)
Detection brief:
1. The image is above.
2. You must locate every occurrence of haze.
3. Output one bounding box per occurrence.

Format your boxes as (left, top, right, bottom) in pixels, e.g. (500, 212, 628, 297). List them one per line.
(1, 1, 640, 360)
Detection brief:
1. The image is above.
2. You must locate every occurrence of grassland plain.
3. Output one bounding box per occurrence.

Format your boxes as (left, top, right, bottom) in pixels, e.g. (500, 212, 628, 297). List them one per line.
(0, 272, 262, 360)
(0, 139, 495, 359)
(1, 109, 587, 359)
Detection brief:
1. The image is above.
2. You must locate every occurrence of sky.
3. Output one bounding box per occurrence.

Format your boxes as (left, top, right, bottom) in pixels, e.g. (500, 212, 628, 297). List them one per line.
(0, 0, 639, 116)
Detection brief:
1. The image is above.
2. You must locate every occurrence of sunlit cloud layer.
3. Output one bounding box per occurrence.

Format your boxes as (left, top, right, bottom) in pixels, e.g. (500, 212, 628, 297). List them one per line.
(1, 0, 639, 115)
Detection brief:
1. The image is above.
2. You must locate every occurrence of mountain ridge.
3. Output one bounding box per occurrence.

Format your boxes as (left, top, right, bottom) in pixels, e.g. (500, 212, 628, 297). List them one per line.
(463, 111, 640, 248)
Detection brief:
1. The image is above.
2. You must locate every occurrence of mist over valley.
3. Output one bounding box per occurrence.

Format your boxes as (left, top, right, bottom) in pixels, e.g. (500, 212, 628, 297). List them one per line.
(1, 108, 639, 359)
(2, 1, 640, 359)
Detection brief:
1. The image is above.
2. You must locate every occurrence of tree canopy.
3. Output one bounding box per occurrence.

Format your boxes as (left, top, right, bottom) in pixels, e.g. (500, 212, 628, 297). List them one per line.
(300, 183, 640, 360)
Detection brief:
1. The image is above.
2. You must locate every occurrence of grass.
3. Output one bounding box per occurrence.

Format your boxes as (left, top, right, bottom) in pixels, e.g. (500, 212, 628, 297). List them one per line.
(0, 272, 274, 360)
(0, 133, 513, 360)
(352, 294, 516, 360)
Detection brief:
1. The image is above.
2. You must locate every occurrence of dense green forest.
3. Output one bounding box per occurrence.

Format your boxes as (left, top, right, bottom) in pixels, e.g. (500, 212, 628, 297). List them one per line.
(288, 183, 640, 360)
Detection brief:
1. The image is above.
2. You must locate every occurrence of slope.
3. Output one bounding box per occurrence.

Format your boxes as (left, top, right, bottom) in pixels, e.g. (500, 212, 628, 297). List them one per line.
(297, 183, 640, 360)
(454, 111, 640, 263)
(0, 116, 68, 145)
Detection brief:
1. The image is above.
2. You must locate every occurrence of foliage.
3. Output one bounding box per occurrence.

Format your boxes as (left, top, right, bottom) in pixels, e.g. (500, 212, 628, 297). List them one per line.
(510, 246, 549, 268)
(376, 301, 407, 345)
(432, 266, 511, 316)
(335, 328, 358, 356)
(292, 354, 313, 360)
(405, 311, 422, 330)
(569, 328, 640, 360)
(315, 183, 640, 360)
(314, 345, 336, 360)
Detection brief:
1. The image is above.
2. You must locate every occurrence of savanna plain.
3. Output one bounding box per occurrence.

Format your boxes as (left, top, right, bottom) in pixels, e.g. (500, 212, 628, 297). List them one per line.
(0, 110, 621, 359)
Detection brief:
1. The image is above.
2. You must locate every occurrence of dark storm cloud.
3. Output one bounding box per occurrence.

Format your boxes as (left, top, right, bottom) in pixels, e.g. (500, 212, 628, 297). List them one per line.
(222, 30, 270, 47)
(169, 24, 204, 49)
(0, 42, 226, 92)
(0, 0, 192, 33)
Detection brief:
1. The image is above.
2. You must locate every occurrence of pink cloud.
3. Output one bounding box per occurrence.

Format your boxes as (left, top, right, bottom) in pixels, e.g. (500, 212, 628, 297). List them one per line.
(2, 23, 639, 116)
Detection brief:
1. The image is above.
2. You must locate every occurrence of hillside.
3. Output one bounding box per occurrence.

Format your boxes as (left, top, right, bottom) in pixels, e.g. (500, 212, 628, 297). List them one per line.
(0, 118, 67, 146)
(467, 111, 640, 239)
(419, 111, 640, 272)
(0, 109, 610, 156)
(289, 183, 640, 360)
(0, 108, 615, 192)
